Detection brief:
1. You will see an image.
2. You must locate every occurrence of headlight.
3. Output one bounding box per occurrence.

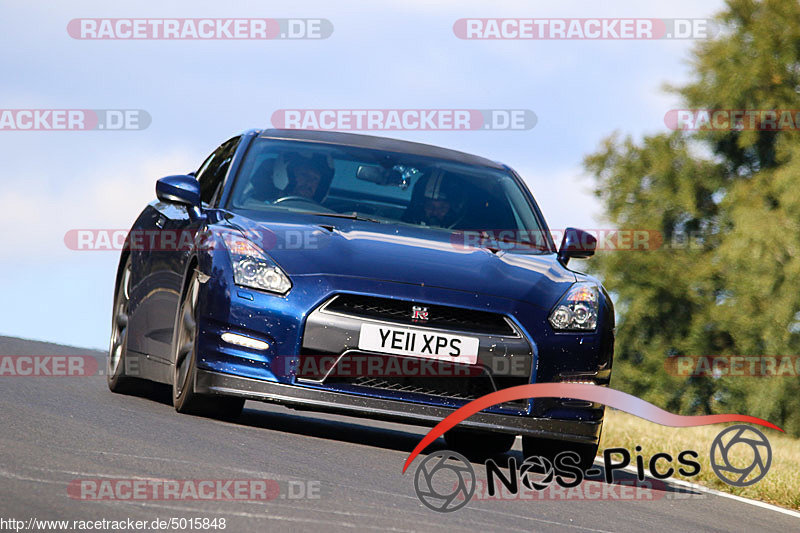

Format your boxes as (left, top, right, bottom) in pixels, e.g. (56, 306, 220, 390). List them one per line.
(548, 283, 599, 331)
(221, 233, 292, 295)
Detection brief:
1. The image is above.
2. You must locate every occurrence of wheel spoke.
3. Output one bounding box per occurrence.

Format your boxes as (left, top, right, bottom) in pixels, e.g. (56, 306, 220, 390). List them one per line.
(116, 311, 128, 329)
(109, 321, 126, 373)
(122, 266, 132, 300)
(182, 307, 196, 332)
(189, 279, 199, 308)
(111, 333, 123, 352)
(113, 327, 126, 355)
(176, 341, 193, 365)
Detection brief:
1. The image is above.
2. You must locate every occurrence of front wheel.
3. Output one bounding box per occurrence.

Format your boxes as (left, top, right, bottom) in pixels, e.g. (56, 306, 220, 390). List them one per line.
(172, 270, 244, 420)
(107, 257, 136, 393)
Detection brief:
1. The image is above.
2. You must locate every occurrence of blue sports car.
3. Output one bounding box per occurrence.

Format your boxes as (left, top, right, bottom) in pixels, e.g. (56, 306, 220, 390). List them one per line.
(107, 129, 614, 466)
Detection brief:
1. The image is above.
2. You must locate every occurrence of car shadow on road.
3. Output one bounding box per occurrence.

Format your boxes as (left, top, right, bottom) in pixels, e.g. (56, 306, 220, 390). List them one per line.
(231, 401, 704, 501)
(120, 384, 704, 502)
(118, 380, 174, 405)
(236, 402, 452, 455)
(118, 381, 706, 503)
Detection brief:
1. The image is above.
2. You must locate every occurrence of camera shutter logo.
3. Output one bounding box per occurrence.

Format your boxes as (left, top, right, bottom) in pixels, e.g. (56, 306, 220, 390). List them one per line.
(519, 456, 554, 491)
(709, 425, 771, 487)
(413, 451, 475, 512)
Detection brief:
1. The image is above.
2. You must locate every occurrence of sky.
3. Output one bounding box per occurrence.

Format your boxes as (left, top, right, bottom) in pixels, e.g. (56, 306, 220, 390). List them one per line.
(0, 0, 726, 349)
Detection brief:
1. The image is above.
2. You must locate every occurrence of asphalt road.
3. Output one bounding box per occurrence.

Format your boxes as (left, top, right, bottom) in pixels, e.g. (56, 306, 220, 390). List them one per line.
(0, 335, 796, 532)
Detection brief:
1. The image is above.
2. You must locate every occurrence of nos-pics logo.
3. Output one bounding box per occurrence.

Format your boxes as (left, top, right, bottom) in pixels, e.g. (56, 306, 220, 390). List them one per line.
(413, 425, 771, 512)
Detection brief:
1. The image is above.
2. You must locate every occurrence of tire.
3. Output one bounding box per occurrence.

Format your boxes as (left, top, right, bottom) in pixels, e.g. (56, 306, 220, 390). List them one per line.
(521, 436, 599, 472)
(444, 428, 516, 458)
(107, 256, 137, 393)
(172, 269, 244, 421)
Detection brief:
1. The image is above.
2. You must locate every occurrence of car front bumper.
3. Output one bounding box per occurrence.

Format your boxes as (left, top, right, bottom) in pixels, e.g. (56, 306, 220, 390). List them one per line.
(195, 368, 603, 444)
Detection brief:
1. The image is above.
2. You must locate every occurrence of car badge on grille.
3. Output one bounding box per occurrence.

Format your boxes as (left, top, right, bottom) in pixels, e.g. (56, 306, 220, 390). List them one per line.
(411, 306, 429, 321)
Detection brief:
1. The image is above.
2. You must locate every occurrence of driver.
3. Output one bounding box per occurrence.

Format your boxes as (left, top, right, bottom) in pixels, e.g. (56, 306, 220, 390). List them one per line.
(282, 153, 334, 202)
(423, 195, 452, 227)
(413, 172, 465, 228)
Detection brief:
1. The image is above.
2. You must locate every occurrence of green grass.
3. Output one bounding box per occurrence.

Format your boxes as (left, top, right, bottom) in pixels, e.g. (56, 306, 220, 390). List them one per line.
(598, 409, 800, 511)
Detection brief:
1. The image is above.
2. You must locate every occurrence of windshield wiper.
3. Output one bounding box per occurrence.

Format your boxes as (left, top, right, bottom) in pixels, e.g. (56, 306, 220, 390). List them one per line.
(305, 212, 385, 224)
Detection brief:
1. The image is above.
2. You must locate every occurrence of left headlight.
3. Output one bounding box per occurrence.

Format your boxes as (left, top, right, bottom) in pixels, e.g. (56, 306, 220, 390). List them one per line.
(548, 282, 599, 331)
(221, 233, 292, 295)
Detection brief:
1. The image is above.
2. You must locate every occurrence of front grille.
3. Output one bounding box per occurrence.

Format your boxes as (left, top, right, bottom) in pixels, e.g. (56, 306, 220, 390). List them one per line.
(313, 350, 528, 408)
(333, 375, 528, 410)
(340, 376, 491, 401)
(324, 294, 517, 336)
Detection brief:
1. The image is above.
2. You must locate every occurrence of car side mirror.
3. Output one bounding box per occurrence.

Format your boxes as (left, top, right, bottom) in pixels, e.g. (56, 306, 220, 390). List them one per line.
(156, 175, 201, 206)
(557, 227, 596, 265)
(156, 175, 203, 220)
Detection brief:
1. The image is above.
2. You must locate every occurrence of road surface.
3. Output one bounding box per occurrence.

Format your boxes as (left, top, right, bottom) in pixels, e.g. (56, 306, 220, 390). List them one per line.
(0, 335, 796, 532)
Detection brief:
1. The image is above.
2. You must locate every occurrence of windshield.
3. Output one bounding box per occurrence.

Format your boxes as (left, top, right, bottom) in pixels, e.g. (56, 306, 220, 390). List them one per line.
(227, 138, 551, 252)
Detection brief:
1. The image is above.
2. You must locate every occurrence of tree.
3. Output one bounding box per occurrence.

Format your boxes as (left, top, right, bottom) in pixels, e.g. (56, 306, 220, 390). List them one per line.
(585, 0, 800, 435)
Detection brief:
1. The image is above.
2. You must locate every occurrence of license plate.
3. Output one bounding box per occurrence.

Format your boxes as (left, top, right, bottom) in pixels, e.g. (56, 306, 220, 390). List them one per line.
(357, 323, 479, 364)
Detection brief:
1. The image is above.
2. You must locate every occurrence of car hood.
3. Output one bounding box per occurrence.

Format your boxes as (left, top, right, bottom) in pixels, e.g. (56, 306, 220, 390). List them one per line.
(226, 213, 576, 309)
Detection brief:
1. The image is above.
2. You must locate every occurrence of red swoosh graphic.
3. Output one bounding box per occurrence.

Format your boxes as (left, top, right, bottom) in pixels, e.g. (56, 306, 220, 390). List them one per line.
(402, 383, 783, 473)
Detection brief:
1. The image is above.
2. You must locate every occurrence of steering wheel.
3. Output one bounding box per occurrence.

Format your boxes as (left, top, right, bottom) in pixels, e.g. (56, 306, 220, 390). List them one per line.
(272, 195, 338, 214)
(272, 195, 329, 208)
(274, 195, 318, 204)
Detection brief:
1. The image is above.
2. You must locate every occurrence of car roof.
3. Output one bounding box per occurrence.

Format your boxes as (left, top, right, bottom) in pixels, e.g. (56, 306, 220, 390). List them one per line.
(257, 129, 506, 170)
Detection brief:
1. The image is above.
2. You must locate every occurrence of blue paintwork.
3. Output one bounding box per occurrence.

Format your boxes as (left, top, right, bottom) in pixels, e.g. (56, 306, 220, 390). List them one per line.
(117, 129, 614, 423)
(155, 175, 201, 207)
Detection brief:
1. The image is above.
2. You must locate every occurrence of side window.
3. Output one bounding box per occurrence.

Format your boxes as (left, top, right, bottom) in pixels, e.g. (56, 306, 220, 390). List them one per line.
(197, 137, 240, 206)
(195, 152, 216, 182)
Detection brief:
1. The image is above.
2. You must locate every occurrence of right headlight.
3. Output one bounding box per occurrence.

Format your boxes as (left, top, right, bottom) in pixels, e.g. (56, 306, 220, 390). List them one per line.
(548, 282, 599, 331)
(221, 233, 292, 295)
